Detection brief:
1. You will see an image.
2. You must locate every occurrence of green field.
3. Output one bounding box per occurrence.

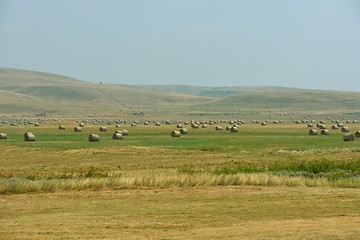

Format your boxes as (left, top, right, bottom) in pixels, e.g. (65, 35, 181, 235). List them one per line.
(1, 119, 360, 239)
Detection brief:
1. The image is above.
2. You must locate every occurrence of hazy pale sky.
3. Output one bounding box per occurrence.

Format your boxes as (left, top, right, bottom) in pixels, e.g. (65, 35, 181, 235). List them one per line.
(1, 0, 360, 91)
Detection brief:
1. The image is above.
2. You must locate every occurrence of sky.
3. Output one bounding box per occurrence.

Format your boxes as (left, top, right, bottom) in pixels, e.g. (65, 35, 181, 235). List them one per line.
(0, 0, 360, 91)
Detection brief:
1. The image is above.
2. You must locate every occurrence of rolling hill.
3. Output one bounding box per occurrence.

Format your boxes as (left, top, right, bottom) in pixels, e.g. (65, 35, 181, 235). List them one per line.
(0, 67, 214, 116)
(1, 67, 360, 118)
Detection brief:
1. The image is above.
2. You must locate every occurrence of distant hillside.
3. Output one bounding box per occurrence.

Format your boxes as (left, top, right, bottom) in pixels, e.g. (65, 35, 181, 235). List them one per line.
(0, 67, 214, 116)
(140, 84, 360, 116)
(211, 89, 360, 113)
(0, 67, 359, 118)
(139, 85, 292, 98)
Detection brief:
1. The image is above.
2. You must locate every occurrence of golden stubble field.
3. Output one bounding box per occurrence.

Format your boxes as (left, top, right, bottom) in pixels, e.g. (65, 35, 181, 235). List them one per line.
(1, 187, 360, 239)
(1, 119, 360, 239)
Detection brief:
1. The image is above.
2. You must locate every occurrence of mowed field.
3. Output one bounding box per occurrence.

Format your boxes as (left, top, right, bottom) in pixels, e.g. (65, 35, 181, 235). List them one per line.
(1, 118, 360, 239)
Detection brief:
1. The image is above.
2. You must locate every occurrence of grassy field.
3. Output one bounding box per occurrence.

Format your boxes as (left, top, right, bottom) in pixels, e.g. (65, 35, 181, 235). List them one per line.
(1, 119, 360, 239)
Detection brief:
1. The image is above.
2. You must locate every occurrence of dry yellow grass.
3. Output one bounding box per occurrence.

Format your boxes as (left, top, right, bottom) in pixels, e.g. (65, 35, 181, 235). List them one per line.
(1, 186, 359, 239)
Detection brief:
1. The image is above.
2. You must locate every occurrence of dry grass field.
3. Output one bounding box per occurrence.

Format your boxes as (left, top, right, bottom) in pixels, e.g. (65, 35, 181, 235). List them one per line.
(1, 186, 360, 239)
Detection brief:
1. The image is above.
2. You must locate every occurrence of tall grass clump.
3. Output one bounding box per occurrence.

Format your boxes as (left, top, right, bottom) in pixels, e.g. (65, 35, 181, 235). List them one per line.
(0, 173, 327, 195)
(200, 158, 360, 186)
(2, 170, 359, 195)
(1, 160, 360, 195)
(268, 159, 360, 179)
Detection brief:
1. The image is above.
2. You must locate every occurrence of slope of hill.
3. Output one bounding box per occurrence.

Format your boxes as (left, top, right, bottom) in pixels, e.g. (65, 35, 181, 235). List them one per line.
(211, 89, 360, 113)
(0, 67, 359, 117)
(0, 67, 215, 116)
(139, 85, 294, 98)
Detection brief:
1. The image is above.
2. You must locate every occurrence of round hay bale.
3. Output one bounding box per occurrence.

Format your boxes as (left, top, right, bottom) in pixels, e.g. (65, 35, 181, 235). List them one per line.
(191, 124, 199, 129)
(74, 127, 82, 132)
(24, 132, 35, 142)
(131, 123, 136, 127)
(171, 130, 181, 137)
(337, 123, 344, 127)
(177, 124, 183, 128)
(261, 122, 267, 126)
(202, 124, 208, 128)
(215, 126, 223, 131)
(343, 134, 355, 141)
(331, 125, 339, 130)
(155, 122, 161, 126)
(0, 133, 7, 139)
(318, 124, 326, 129)
(88, 134, 100, 142)
(58, 125, 66, 130)
(100, 126, 107, 132)
(112, 133, 123, 140)
(321, 129, 330, 135)
(309, 129, 318, 135)
(341, 127, 350, 132)
(79, 123, 85, 127)
(34, 123, 40, 127)
(180, 128, 188, 134)
(230, 126, 238, 132)
(115, 130, 123, 134)
(307, 123, 313, 128)
(122, 130, 129, 136)
(355, 131, 360, 138)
